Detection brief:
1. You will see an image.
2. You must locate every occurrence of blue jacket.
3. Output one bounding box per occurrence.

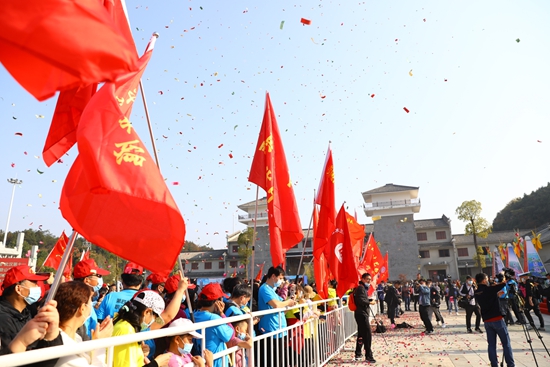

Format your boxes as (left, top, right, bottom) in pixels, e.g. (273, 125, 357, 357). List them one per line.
(418, 285, 431, 306)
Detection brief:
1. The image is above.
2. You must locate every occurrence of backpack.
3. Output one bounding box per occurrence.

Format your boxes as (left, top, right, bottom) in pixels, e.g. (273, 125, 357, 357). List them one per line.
(348, 288, 357, 311)
(375, 320, 387, 333)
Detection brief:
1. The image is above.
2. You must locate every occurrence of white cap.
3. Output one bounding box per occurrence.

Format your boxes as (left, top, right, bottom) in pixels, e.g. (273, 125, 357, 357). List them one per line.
(132, 290, 165, 316)
(168, 318, 203, 339)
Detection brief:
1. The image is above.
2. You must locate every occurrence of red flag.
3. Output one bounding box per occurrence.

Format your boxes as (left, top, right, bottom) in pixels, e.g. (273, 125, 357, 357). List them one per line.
(379, 253, 389, 282)
(330, 205, 359, 297)
(255, 262, 265, 282)
(43, 231, 69, 270)
(60, 37, 185, 276)
(0, 0, 139, 101)
(80, 249, 90, 262)
(313, 145, 336, 263)
(248, 93, 304, 267)
(345, 212, 365, 260)
(42, 0, 136, 166)
(358, 234, 383, 276)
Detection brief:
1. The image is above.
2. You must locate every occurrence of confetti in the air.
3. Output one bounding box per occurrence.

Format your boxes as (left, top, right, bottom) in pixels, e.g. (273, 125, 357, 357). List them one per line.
(300, 18, 311, 25)
(280, 20, 285, 30)
(14, 132, 23, 136)
(403, 107, 410, 113)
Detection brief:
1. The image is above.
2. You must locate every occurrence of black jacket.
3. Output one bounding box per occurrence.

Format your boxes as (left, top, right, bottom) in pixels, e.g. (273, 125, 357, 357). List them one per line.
(0, 296, 63, 366)
(353, 282, 371, 317)
(384, 286, 399, 308)
(474, 282, 506, 321)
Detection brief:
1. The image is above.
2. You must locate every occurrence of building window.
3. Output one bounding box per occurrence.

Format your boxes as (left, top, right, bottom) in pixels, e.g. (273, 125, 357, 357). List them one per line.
(204, 262, 212, 270)
(305, 240, 312, 248)
(435, 231, 447, 240)
(191, 262, 199, 270)
(419, 250, 430, 258)
(229, 261, 238, 268)
(439, 249, 450, 257)
(219, 261, 225, 269)
(232, 246, 239, 253)
(417, 232, 427, 241)
(457, 248, 468, 257)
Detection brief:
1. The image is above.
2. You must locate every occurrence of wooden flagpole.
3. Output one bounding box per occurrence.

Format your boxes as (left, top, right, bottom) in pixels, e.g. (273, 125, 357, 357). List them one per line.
(45, 230, 78, 303)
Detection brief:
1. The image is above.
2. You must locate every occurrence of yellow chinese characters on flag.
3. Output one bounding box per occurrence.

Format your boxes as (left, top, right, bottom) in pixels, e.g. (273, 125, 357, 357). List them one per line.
(60, 36, 185, 276)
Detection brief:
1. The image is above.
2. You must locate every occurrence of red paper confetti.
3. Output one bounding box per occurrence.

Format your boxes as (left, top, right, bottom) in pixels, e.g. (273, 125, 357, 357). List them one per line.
(229, 153, 233, 158)
(15, 132, 23, 136)
(371, 94, 375, 98)
(158, 91, 164, 95)
(172, 182, 179, 185)
(10, 163, 15, 167)
(218, 144, 223, 148)
(403, 107, 410, 113)
(300, 18, 311, 25)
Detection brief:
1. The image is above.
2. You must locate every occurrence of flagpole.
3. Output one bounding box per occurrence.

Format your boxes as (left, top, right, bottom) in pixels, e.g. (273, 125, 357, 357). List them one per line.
(249, 186, 260, 287)
(178, 257, 195, 322)
(45, 230, 78, 303)
(295, 192, 316, 284)
(139, 78, 161, 168)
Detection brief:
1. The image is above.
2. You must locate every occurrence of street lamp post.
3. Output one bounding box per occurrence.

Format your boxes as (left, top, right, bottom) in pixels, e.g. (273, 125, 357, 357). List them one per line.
(223, 252, 227, 276)
(3, 178, 23, 247)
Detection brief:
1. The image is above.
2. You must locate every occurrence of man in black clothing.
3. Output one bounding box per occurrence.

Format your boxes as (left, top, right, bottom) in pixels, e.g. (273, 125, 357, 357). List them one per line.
(353, 273, 376, 363)
(474, 273, 514, 367)
(518, 272, 545, 331)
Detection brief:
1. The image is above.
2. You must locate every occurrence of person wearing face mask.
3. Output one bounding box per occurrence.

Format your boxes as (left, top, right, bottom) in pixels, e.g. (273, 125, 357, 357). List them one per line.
(353, 273, 376, 363)
(73, 258, 111, 340)
(518, 272, 545, 331)
(257, 266, 296, 367)
(193, 283, 234, 367)
(0, 265, 63, 353)
(224, 284, 252, 318)
(165, 318, 213, 367)
(459, 275, 482, 333)
(225, 320, 253, 367)
(51, 281, 114, 367)
(112, 290, 172, 367)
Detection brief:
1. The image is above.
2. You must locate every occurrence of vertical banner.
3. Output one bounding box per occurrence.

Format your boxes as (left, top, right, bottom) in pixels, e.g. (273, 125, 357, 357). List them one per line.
(524, 236, 548, 277)
(506, 244, 523, 278)
(494, 250, 505, 274)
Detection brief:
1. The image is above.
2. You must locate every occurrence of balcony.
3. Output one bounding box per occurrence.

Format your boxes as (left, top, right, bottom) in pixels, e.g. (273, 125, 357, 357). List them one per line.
(238, 212, 269, 225)
(363, 198, 421, 216)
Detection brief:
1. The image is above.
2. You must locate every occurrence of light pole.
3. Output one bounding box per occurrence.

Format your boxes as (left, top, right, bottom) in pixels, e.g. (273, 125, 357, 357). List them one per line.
(223, 252, 227, 276)
(3, 178, 23, 247)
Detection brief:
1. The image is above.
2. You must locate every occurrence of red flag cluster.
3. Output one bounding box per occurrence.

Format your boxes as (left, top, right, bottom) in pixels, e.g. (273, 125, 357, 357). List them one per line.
(249, 93, 304, 268)
(42, 231, 72, 278)
(60, 37, 185, 276)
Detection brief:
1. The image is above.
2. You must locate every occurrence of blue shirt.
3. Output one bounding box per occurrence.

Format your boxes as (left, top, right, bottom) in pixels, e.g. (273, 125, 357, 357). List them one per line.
(193, 310, 234, 367)
(96, 289, 138, 320)
(258, 283, 287, 338)
(418, 285, 431, 306)
(225, 303, 255, 337)
(84, 307, 98, 338)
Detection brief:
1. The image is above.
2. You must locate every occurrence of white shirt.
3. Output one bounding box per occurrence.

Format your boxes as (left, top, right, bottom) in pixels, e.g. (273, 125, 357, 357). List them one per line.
(54, 331, 107, 367)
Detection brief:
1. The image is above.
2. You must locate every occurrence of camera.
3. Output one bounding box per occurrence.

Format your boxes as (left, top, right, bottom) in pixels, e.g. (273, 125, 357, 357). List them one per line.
(503, 268, 515, 280)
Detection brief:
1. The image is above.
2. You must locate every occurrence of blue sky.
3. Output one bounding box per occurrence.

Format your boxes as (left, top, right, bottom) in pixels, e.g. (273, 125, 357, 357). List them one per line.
(1, 0, 550, 250)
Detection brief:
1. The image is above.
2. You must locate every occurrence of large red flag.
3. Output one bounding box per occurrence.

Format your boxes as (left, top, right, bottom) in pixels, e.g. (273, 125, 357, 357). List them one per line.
(313, 145, 336, 265)
(345, 211, 365, 260)
(60, 37, 185, 276)
(358, 234, 383, 276)
(248, 93, 303, 267)
(330, 205, 359, 297)
(0, 0, 139, 101)
(42, 0, 137, 167)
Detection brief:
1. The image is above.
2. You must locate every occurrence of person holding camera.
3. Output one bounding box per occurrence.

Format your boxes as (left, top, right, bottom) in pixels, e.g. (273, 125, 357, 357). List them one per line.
(459, 275, 482, 333)
(474, 273, 515, 367)
(353, 273, 376, 363)
(503, 269, 525, 325)
(518, 272, 545, 331)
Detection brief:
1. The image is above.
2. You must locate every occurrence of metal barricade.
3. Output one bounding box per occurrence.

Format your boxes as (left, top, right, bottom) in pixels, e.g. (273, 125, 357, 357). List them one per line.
(0, 297, 357, 367)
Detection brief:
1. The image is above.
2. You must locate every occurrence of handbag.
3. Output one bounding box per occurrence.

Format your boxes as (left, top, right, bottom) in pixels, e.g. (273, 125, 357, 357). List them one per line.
(458, 297, 469, 309)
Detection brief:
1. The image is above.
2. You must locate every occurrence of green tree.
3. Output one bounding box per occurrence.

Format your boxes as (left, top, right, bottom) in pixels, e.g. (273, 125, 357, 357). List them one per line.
(237, 228, 256, 278)
(456, 200, 492, 273)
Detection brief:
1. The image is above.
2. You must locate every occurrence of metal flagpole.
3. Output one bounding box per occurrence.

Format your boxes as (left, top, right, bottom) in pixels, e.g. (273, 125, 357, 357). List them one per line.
(294, 204, 315, 284)
(249, 187, 260, 287)
(139, 78, 161, 169)
(178, 257, 195, 322)
(45, 230, 78, 303)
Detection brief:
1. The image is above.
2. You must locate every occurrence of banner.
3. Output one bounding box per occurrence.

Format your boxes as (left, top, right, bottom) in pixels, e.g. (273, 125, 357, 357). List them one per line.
(494, 249, 505, 274)
(524, 236, 548, 277)
(506, 244, 523, 278)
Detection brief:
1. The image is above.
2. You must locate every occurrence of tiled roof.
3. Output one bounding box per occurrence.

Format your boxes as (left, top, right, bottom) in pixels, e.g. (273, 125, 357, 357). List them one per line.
(414, 216, 450, 229)
(362, 184, 419, 195)
(452, 230, 533, 245)
(237, 197, 267, 210)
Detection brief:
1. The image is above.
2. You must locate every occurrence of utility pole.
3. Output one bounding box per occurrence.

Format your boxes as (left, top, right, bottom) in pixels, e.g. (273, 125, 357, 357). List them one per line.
(2, 178, 23, 247)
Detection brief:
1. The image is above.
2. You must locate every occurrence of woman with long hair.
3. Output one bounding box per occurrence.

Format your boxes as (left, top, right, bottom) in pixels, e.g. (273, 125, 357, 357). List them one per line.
(112, 290, 171, 367)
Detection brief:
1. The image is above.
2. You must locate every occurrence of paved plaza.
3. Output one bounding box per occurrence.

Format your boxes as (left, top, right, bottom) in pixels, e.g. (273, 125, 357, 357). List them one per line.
(329, 309, 550, 366)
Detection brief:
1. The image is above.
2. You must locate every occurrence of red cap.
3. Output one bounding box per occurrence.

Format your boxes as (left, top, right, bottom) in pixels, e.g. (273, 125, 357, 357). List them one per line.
(1, 265, 49, 290)
(146, 273, 168, 285)
(123, 262, 144, 275)
(73, 259, 110, 279)
(199, 283, 225, 301)
(164, 274, 196, 294)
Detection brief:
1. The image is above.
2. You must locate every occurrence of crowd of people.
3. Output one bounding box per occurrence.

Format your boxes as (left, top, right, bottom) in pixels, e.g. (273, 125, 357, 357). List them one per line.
(1, 258, 549, 367)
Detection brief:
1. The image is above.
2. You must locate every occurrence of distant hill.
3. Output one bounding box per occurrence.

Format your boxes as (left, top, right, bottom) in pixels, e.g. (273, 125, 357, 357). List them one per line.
(492, 183, 550, 231)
